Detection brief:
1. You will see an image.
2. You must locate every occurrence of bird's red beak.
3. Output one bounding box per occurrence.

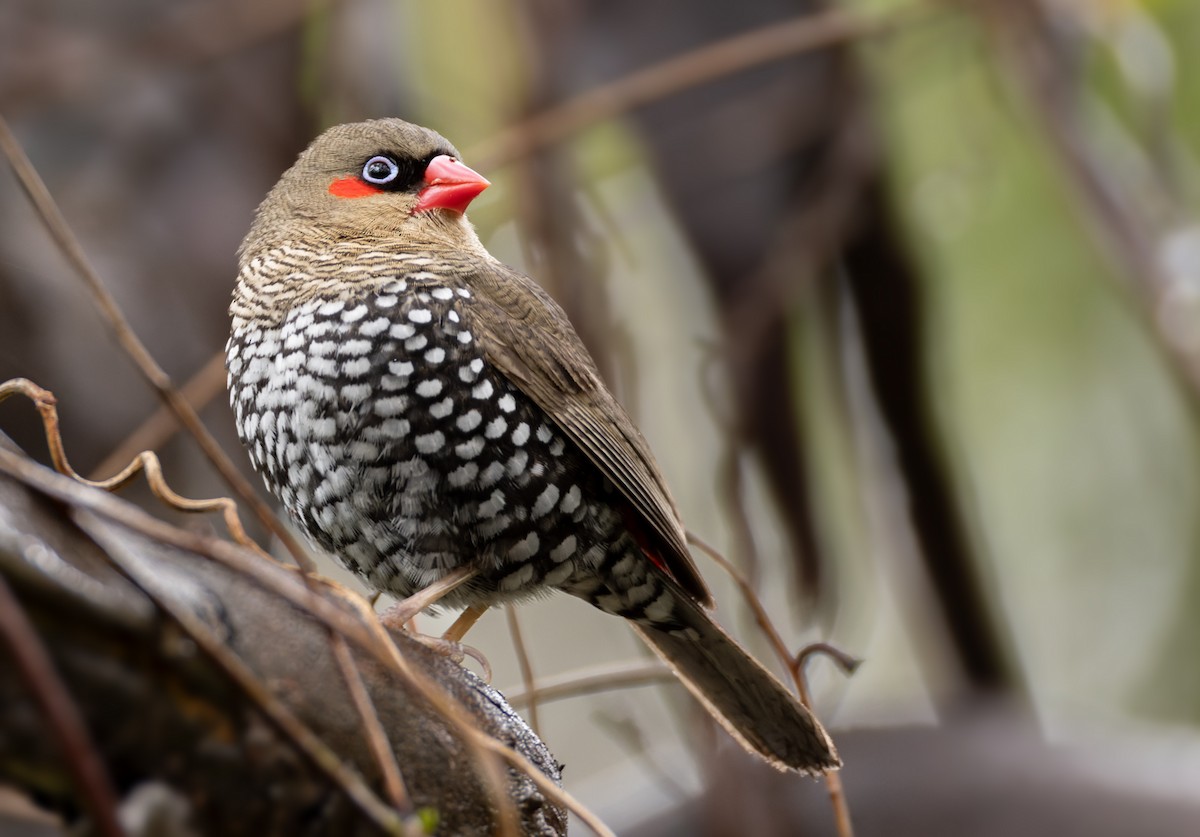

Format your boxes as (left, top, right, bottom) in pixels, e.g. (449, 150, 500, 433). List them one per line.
(414, 155, 490, 214)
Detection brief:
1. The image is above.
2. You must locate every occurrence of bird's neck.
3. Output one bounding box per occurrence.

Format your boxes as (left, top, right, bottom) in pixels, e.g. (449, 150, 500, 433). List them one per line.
(231, 227, 495, 326)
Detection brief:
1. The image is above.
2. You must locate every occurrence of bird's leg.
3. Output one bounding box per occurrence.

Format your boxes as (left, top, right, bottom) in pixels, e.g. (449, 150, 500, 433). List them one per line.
(443, 603, 488, 642)
(378, 567, 477, 630)
(377, 570, 492, 678)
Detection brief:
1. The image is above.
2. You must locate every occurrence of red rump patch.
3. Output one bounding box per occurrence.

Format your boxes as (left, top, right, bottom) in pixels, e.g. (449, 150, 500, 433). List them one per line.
(329, 177, 382, 198)
(621, 506, 672, 578)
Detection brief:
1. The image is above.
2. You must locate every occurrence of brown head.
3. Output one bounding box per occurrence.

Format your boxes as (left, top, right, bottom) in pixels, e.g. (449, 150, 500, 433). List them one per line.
(239, 118, 491, 262)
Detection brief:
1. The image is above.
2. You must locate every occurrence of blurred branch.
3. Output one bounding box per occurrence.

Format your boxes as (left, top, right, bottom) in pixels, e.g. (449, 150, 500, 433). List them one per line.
(975, 1, 1200, 408)
(89, 351, 226, 483)
(0, 574, 123, 837)
(506, 660, 673, 709)
(505, 605, 541, 736)
(469, 4, 938, 169)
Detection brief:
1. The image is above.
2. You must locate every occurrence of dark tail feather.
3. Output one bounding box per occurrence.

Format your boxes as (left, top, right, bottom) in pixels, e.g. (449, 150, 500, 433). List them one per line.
(630, 597, 839, 774)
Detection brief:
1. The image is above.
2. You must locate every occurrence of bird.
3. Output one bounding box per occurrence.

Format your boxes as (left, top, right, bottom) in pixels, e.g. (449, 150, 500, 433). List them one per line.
(226, 118, 839, 774)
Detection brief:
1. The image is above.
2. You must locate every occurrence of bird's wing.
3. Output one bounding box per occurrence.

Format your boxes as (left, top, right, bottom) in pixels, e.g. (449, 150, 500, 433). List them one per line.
(468, 261, 714, 606)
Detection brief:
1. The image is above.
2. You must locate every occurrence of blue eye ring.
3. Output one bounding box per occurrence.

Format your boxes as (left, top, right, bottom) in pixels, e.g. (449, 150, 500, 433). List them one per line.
(363, 155, 400, 185)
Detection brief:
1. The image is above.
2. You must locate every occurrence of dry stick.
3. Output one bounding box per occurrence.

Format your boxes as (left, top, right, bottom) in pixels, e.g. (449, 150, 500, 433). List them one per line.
(505, 660, 673, 709)
(688, 532, 856, 837)
(976, 3, 1200, 408)
(504, 605, 541, 735)
(90, 350, 227, 482)
(1, 378, 270, 559)
(0, 115, 313, 574)
(0, 450, 613, 837)
(468, 4, 932, 170)
(0, 573, 126, 837)
(328, 635, 412, 815)
(73, 510, 409, 837)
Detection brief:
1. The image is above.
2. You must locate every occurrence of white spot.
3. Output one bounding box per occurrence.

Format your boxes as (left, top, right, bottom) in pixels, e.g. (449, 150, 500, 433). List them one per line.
(341, 357, 371, 378)
(405, 334, 428, 351)
(431, 287, 454, 300)
(318, 300, 344, 317)
(448, 310, 460, 323)
(408, 308, 433, 324)
(389, 360, 414, 377)
(536, 424, 553, 444)
(310, 417, 336, 440)
(472, 380, 494, 400)
(340, 383, 371, 402)
(501, 563, 535, 591)
(380, 418, 410, 438)
(507, 450, 528, 476)
(381, 375, 406, 391)
(498, 394, 516, 413)
(374, 294, 398, 308)
(484, 417, 507, 439)
(456, 410, 482, 432)
(337, 339, 372, 356)
(375, 396, 409, 417)
(430, 397, 454, 419)
(511, 422, 530, 446)
(348, 440, 380, 461)
(458, 331, 473, 345)
(415, 379, 443, 398)
(449, 462, 478, 487)
(479, 461, 505, 486)
(543, 561, 575, 586)
(360, 317, 390, 337)
(508, 532, 540, 561)
(341, 304, 368, 323)
(456, 436, 484, 460)
(478, 489, 505, 518)
(415, 431, 444, 454)
(389, 323, 415, 340)
(533, 485, 559, 519)
(457, 288, 471, 298)
(550, 535, 577, 563)
(560, 485, 581, 514)
(549, 439, 565, 457)
(381, 279, 408, 294)
(643, 591, 675, 624)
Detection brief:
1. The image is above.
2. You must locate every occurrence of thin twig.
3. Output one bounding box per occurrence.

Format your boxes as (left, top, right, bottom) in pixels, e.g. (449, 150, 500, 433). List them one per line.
(90, 350, 227, 482)
(468, 5, 934, 170)
(504, 605, 540, 735)
(0, 574, 125, 837)
(0, 113, 314, 573)
(328, 634, 412, 815)
(505, 660, 673, 709)
(1, 378, 269, 559)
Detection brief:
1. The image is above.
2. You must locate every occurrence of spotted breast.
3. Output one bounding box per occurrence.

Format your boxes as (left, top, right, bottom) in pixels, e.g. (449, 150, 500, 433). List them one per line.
(228, 245, 672, 622)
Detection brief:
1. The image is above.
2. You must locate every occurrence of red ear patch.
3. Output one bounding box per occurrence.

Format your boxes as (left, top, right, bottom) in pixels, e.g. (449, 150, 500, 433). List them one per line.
(329, 177, 382, 198)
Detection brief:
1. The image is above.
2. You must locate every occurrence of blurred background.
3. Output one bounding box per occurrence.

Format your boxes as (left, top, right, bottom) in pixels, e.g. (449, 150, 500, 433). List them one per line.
(3, 0, 1200, 833)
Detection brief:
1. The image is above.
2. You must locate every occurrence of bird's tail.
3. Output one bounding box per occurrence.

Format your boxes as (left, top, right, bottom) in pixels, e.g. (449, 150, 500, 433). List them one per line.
(629, 595, 840, 774)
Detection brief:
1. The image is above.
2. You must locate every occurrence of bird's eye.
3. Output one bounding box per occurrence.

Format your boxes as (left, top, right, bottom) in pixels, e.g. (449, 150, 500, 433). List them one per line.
(362, 155, 400, 185)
